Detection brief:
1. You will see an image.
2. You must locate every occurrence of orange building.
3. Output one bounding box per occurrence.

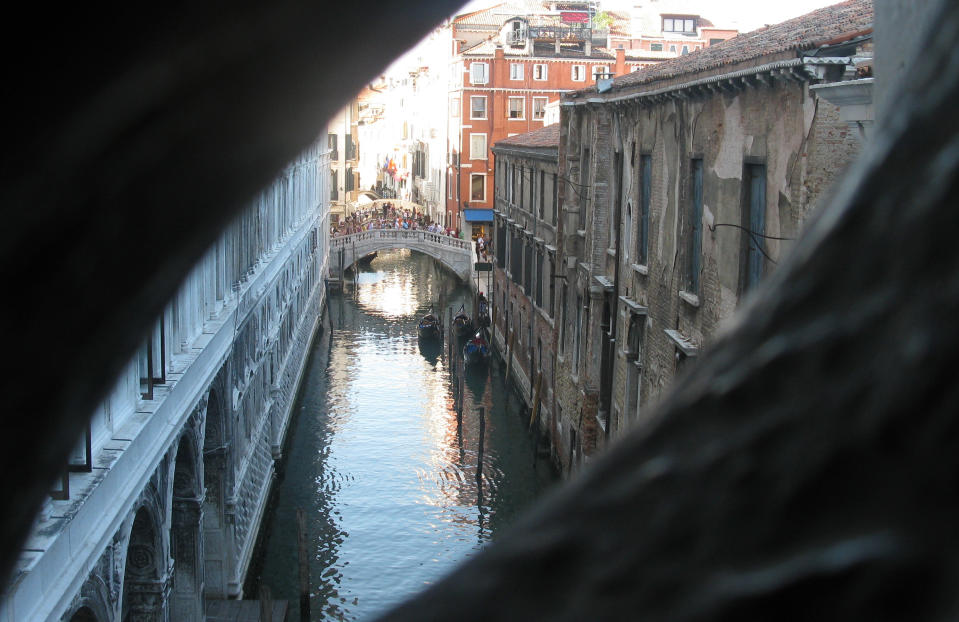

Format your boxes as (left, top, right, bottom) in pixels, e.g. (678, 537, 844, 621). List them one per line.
(446, 3, 655, 234)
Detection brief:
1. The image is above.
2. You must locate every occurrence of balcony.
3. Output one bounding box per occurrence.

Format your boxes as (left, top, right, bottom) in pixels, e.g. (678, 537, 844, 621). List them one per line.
(506, 29, 528, 45)
(527, 25, 592, 42)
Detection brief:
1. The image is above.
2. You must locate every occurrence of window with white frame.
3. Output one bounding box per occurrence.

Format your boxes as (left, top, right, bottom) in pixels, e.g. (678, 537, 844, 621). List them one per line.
(510, 63, 524, 80)
(508, 96, 525, 119)
(470, 133, 487, 160)
(470, 173, 486, 202)
(470, 62, 489, 84)
(470, 96, 487, 119)
(533, 63, 548, 80)
(571, 64, 585, 81)
(663, 17, 696, 33)
(450, 97, 460, 117)
(532, 97, 548, 120)
(592, 65, 609, 81)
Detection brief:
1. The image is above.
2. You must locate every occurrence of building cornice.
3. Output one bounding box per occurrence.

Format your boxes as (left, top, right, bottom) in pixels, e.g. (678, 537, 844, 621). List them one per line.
(563, 57, 851, 106)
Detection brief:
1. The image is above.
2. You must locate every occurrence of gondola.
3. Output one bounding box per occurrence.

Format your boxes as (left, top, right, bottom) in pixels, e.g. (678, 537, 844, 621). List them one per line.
(463, 328, 492, 366)
(476, 293, 491, 328)
(418, 307, 442, 340)
(452, 305, 473, 338)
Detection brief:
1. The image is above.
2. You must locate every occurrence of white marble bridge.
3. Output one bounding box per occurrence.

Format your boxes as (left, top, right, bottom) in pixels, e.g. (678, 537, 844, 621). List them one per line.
(330, 229, 474, 280)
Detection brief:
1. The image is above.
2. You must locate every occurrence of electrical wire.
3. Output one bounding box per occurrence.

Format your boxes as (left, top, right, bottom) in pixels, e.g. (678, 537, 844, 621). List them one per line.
(708, 222, 795, 241)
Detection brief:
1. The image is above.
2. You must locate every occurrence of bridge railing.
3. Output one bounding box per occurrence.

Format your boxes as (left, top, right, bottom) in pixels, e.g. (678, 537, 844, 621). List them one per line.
(330, 229, 472, 252)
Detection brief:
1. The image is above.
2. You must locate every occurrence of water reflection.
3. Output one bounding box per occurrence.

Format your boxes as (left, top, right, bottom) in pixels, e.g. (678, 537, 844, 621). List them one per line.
(256, 250, 554, 621)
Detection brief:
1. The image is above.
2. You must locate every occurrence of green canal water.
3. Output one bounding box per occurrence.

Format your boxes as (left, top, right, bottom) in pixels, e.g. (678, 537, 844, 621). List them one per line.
(254, 249, 555, 620)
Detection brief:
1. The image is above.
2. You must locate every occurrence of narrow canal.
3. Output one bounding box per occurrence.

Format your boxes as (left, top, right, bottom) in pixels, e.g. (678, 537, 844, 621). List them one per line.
(254, 249, 555, 621)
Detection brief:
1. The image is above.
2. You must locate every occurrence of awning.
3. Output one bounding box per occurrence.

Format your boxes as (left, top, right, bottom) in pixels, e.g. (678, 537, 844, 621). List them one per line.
(463, 208, 494, 223)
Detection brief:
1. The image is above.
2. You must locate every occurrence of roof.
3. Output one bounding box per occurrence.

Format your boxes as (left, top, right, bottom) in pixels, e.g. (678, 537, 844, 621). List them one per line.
(494, 124, 560, 149)
(454, 1, 548, 28)
(575, 0, 872, 95)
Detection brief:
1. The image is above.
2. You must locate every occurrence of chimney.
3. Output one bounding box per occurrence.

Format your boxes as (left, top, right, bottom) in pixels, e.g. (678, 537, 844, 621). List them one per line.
(495, 45, 505, 61)
(615, 48, 626, 75)
(555, 38, 561, 54)
(585, 40, 591, 55)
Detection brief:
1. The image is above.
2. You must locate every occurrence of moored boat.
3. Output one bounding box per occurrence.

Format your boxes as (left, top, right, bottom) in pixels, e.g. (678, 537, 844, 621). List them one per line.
(463, 328, 491, 365)
(477, 292, 491, 328)
(418, 307, 442, 340)
(452, 306, 473, 338)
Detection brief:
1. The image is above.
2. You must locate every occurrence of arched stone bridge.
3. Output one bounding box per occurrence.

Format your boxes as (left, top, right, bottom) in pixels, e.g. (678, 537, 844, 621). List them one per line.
(330, 229, 474, 280)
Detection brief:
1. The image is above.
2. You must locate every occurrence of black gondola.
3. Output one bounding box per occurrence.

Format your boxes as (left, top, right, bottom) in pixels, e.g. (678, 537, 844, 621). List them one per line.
(463, 328, 492, 365)
(418, 307, 442, 340)
(452, 305, 473, 338)
(476, 293, 491, 328)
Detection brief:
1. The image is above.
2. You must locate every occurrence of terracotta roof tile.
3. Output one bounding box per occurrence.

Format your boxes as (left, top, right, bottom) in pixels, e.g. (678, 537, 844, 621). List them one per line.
(577, 0, 873, 95)
(494, 124, 560, 149)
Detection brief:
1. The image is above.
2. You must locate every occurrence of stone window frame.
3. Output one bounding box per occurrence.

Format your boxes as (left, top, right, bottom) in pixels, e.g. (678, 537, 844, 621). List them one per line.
(469, 133, 488, 160)
(509, 63, 524, 81)
(533, 63, 548, 81)
(571, 64, 586, 82)
(470, 95, 487, 120)
(470, 61, 489, 85)
(508, 96, 525, 120)
(470, 173, 486, 202)
(532, 96, 548, 120)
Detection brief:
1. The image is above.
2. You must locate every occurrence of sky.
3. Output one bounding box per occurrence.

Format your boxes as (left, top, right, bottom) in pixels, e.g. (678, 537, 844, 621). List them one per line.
(456, 0, 843, 33)
(384, 0, 844, 76)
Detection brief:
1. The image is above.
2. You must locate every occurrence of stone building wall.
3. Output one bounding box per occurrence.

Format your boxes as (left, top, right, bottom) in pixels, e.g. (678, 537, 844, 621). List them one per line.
(555, 36, 871, 470)
(490, 134, 561, 469)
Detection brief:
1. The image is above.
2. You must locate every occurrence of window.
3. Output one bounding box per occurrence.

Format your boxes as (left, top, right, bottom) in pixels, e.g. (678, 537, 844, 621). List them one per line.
(539, 170, 545, 218)
(328, 133, 338, 160)
(532, 97, 548, 120)
(508, 96, 525, 119)
(650, 43, 663, 51)
(579, 147, 590, 226)
(137, 315, 165, 400)
(450, 97, 460, 117)
(610, 150, 623, 247)
(625, 312, 645, 423)
(510, 63, 524, 80)
(663, 17, 695, 33)
(592, 65, 609, 81)
(669, 45, 677, 54)
(533, 63, 548, 80)
(681, 45, 689, 55)
(709, 38, 725, 46)
(470, 96, 487, 119)
(571, 65, 585, 81)
(686, 158, 703, 294)
(470, 173, 486, 202)
(470, 62, 489, 84)
(552, 173, 558, 224)
(638, 154, 651, 265)
(469, 133, 487, 160)
(743, 163, 767, 291)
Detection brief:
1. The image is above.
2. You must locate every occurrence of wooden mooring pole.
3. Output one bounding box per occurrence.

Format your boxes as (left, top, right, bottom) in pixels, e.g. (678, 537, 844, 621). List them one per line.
(296, 508, 310, 622)
(476, 406, 486, 481)
(259, 585, 273, 622)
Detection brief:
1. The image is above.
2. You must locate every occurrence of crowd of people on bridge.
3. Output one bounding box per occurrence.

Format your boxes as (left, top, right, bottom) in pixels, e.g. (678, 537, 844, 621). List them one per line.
(332, 202, 458, 238)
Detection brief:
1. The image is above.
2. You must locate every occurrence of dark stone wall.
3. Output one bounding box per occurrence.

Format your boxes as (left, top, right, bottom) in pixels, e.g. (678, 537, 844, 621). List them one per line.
(0, 0, 462, 589)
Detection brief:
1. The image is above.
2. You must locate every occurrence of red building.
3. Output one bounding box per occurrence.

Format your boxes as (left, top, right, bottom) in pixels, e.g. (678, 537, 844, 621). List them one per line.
(446, 4, 653, 236)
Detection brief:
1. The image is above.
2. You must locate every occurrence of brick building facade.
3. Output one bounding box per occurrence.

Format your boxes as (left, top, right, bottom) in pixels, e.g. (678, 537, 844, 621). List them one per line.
(489, 124, 561, 464)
